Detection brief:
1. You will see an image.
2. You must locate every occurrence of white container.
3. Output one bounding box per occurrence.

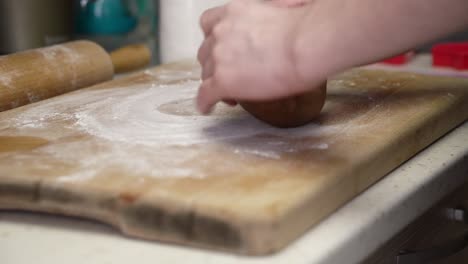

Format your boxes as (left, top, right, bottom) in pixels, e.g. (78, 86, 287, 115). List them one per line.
(159, 0, 229, 63)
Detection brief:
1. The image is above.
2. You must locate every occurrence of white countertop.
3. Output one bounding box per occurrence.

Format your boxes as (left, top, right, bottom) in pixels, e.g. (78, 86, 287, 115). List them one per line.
(2, 58, 468, 263)
(1, 121, 467, 264)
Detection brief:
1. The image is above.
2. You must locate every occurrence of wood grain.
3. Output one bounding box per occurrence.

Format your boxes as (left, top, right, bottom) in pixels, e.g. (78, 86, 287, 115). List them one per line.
(0, 41, 114, 112)
(0, 61, 467, 255)
(0, 136, 49, 153)
(110, 44, 152, 74)
(0, 41, 152, 112)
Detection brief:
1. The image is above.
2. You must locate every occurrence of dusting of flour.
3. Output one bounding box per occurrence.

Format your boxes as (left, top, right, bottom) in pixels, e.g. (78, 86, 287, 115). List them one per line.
(3, 69, 374, 181)
(72, 80, 328, 146)
(0, 66, 456, 183)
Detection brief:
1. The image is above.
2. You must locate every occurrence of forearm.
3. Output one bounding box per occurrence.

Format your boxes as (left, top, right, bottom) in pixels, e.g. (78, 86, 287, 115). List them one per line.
(294, 0, 468, 80)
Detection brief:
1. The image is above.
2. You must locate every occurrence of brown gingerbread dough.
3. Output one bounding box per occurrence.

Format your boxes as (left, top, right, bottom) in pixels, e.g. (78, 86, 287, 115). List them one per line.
(240, 82, 327, 128)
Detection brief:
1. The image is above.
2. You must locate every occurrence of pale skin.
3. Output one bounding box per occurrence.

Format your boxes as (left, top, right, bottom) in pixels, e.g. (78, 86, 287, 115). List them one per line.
(197, 0, 468, 114)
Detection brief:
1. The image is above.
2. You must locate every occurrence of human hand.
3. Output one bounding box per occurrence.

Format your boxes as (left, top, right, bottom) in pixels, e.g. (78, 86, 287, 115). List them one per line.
(197, 0, 321, 114)
(197, 0, 468, 115)
(270, 0, 310, 7)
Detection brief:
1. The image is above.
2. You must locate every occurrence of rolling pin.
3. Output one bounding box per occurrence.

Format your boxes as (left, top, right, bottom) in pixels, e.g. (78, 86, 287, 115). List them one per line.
(0, 40, 151, 112)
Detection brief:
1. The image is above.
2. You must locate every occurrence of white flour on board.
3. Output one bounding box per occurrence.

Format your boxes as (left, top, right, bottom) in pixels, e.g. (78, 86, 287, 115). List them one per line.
(72, 81, 330, 147)
(144, 69, 201, 81)
(2, 69, 382, 180)
(10, 72, 344, 148)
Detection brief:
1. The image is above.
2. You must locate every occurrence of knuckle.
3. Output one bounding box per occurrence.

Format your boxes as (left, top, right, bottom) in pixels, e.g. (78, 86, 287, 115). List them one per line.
(212, 23, 225, 38)
(204, 60, 215, 79)
(228, 0, 245, 12)
(200, 12, 209, 28)
(197, 44, 207, 62)
(197, 48, 204, 62)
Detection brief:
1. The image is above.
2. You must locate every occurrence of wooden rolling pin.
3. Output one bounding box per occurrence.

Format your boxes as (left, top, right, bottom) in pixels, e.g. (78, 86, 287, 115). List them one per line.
(0, 41, 151, 112)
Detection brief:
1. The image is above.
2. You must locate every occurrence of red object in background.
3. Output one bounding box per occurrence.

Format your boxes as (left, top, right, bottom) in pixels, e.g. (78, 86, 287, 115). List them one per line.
(382, 51, 414, 65)
(432, 42, 468, 70)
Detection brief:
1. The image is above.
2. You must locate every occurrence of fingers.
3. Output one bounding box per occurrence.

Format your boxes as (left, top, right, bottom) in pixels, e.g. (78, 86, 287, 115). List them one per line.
(197, 78, 222, 114)
(200, 6, 226, 37)
(197, 35, 215, 64)
(198, 6, 227, 114)
(198, 77, 237, 114)
(201, 57, 215, 81)
(198, 1, 247, 114)
(198, 35, 216, 81)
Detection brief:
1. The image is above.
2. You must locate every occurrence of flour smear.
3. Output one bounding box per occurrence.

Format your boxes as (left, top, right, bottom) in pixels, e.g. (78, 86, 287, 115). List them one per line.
(3, 69, 370, 180)
(12, 71, 342, 148)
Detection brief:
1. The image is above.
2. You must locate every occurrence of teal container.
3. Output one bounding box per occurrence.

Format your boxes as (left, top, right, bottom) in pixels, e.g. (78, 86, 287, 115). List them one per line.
(74, 0, 138, 35)
(73, 0, 158, 63)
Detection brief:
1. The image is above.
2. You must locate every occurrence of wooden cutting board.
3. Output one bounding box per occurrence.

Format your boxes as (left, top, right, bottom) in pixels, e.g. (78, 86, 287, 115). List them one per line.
(0, 61, 467, 255)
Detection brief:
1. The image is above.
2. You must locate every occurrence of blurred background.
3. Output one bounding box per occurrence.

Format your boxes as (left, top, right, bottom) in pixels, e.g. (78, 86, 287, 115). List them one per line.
(0, 0, 467, 66)
(0, 0, 158, 63)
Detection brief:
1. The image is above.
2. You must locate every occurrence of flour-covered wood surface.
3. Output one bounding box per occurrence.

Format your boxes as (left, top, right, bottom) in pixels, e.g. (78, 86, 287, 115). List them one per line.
(0, 61, 467, 255)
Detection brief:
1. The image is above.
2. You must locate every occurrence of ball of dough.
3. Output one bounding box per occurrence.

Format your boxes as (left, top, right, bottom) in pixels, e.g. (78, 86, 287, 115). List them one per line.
(240, 83, 327, 128)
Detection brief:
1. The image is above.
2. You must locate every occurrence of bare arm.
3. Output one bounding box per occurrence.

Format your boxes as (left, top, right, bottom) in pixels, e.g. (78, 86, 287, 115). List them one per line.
(294, 0, 468, 83)
(197, 0, 468, 114)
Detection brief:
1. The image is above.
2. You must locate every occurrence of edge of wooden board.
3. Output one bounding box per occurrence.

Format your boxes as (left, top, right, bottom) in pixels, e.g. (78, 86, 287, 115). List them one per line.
(0, 64, 467, 255)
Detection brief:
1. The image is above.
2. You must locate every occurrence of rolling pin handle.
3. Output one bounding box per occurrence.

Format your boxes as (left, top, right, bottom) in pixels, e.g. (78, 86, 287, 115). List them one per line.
(109, 44, 152, 74)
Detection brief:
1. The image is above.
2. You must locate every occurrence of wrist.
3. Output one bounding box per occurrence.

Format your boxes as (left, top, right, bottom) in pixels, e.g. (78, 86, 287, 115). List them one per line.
(291, 4, 344, 89)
